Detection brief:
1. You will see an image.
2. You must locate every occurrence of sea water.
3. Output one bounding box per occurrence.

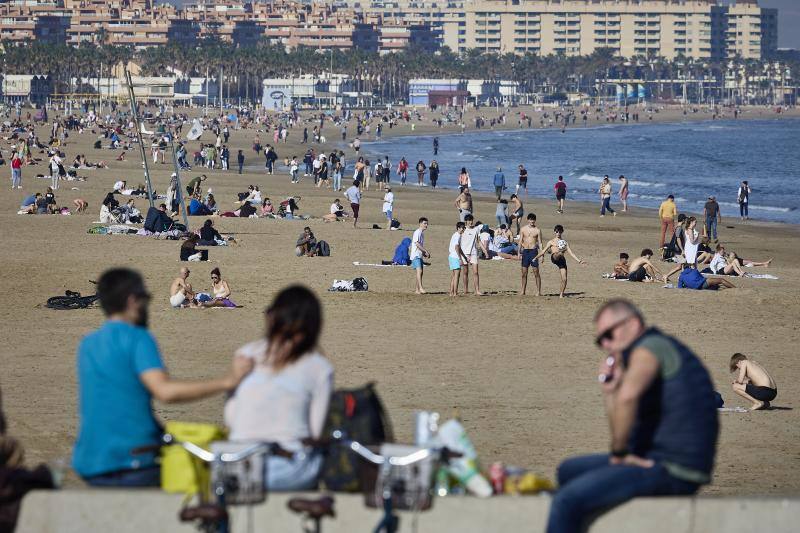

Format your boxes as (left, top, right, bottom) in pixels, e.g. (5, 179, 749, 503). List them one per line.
(364, 118, 800, 224)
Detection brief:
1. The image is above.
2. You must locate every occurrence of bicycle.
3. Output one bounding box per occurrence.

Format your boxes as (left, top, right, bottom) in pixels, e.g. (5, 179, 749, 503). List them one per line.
(332, 430, 460, 533)
(45, 282, 99, 310)
(135, 433, 334, 533)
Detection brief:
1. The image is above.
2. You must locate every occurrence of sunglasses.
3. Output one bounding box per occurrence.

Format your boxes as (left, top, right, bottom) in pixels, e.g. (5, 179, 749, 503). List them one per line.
(595, 316, 632, 347)
(211, 276, 219, 280)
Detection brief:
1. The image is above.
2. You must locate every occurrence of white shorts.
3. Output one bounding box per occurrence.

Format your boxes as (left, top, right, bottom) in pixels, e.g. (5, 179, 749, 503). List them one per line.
(170, 291, 187, 308)
(464, 253, 478, 265)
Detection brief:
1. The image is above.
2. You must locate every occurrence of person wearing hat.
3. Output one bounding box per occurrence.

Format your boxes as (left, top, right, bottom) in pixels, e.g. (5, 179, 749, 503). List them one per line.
(493, 166, 505, 200)
(703, 195, 721, 242)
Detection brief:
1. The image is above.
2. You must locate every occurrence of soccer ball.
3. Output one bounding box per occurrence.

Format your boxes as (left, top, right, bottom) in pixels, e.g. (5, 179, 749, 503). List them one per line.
(557, 239, 568, 252)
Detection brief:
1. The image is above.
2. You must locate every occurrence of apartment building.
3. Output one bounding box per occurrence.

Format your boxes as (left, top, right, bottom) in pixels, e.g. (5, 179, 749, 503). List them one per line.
(339, 0, 777, 60)
(0, 0, 779, 61)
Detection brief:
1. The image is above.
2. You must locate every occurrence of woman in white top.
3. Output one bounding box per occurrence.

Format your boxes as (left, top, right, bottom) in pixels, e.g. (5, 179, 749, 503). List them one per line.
(382, 188, 394, 229)
(225, 286, 333, 490)
(683, 217, 700, 265)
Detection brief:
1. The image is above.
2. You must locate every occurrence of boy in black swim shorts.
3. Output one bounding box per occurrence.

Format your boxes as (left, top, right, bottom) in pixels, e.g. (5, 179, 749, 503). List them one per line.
(534, 225, 586, 298)
(730, 353, 778, 411)
(518, 213, 543, 296)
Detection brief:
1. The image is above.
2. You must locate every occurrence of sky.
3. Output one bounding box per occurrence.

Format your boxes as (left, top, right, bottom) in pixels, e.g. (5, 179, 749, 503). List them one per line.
(164, 1, 800, 49)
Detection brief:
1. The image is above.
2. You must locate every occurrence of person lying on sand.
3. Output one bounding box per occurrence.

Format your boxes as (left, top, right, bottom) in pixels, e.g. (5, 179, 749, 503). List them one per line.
(677, 263, 735, 290)
(730, 353, 777, 411)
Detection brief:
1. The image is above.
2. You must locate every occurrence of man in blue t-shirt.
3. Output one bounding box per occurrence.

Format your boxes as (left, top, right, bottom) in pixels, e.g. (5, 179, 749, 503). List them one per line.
(73, 268, 252, 486)
(677, 264, 735, 291)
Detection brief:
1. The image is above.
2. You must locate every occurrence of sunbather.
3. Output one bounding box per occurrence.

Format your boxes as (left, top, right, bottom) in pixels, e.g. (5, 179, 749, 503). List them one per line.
(169, 267, 195, 308)
(627, 249, 665, 282)
(201, 268, 237, 308)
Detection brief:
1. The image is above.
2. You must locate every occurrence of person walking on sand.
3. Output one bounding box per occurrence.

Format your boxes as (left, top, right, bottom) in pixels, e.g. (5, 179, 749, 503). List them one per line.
(618, 175, 629, 212)
(599, 176, 615, 217)
(448, 222, 469, 296)
(658, 195, 677, 248)
(382, 187, 394, 230)
(519, 213, 543, 296)
(534, 225, 587, 298)
(455, 186, 473, 222)
(554, 176, 567, 214)
(345, 180, 361, 228)
(547, 300, 718, 533)
(703, 195, 721, 242)
(737, 180, 751, 221)
(410, 218, 430, 294)
(730, 353, 777, 411)
(516, 164, 528, 197)
(460, 214, 482, 295)
(493, 166, 506, 200)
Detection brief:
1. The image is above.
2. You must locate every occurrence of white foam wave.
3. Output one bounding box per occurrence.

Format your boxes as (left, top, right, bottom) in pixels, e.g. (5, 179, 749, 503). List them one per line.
(578, 174, 664, 189)
(706, 200, 792, 213)
(577, 174, 605, 183)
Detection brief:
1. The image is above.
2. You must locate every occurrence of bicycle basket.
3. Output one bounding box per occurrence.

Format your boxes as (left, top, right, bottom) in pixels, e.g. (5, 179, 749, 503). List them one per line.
(209, 442, 267, 506)
(359, 444, 438, 511)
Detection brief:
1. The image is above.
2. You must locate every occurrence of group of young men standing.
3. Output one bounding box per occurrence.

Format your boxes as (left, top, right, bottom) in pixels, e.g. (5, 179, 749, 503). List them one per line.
(409, 212, 586, 298)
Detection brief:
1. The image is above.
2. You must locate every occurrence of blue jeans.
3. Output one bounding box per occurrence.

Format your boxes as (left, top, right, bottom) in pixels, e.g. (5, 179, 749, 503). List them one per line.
(333, 172, 342, 190)
(739, 202, 748, 218)
(267, 450, 323, 491)
(84, 466, 161, 487)
(601, 197, 614, 215)
(547, 454, 699, 533)
(705, 216, 718, 240)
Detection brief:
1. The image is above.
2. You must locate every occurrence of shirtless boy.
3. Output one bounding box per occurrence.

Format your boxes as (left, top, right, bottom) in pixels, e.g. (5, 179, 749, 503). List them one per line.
(519, 213, 543, 296)
(170, 267, 195, 308)
(730, 353, 777, 411)
(627, 249, 666, 282)
(613, 253, 629, 279)
(534, 225, 586, 298)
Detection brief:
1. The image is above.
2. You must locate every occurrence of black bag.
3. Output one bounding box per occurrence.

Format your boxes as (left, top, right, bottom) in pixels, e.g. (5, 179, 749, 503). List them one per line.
(316, 240, 331, 257)
(390, 219, 400, 229)
(320, 383, 393, 492)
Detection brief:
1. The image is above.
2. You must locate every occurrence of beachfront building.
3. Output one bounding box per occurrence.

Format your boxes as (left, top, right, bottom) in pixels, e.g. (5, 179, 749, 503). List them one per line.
(261, 75, 357, 109)
(0, 75, 53, 105)
(408, 79, 469, 106)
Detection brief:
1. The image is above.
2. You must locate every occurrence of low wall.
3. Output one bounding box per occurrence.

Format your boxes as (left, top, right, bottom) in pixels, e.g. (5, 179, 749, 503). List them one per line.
(16, 490, 799, 533)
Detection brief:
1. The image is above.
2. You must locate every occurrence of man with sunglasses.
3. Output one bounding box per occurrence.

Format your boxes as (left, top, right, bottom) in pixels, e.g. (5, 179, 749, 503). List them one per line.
(547, 299, 719, 533)
(73, 268, 253, 487)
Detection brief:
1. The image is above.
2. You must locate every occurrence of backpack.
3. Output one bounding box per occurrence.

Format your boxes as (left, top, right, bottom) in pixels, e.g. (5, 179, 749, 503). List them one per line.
(316, 240, 331, 257)
(320, 383, 393, 492)
(390, 219, 400, 229)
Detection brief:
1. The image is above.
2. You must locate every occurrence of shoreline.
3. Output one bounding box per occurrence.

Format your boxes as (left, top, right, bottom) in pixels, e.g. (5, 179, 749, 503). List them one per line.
(356, 116, 800, 227)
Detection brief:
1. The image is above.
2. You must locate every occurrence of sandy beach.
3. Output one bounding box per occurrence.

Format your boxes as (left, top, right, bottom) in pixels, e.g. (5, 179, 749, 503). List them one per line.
(1, 103, 799, 495)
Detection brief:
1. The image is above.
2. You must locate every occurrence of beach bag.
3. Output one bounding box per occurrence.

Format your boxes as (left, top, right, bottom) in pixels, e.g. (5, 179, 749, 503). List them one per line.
(161, 421, 226, 497)
(320, 383, 393, 492)
(316, 240, 331, 257)
(87, 226, 107, 235)
(328, 278, 368, 292)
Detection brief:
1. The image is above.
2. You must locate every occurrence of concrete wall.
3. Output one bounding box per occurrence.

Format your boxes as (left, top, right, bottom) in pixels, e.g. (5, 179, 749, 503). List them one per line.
(16, 491, 800, 533)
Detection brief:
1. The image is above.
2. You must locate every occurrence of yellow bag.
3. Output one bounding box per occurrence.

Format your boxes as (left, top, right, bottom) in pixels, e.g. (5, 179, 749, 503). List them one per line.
(161, 421, 227, 497)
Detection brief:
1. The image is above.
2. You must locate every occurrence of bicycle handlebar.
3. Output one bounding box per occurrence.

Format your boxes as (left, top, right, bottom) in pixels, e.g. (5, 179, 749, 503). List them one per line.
(331, 430, 459, 466)
(132, 434, 291, 463)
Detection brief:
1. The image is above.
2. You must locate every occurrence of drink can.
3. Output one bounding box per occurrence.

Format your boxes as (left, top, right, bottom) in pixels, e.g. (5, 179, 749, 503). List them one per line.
(489, 462, 505, 495)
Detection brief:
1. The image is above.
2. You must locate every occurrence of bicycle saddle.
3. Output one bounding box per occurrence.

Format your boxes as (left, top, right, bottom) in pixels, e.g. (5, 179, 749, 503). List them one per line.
(287, 496, 336, 520)
(179, 503, 229, 523)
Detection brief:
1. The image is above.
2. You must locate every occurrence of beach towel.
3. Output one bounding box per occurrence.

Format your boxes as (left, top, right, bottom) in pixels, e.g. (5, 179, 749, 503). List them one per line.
(702, 271, 778, 280)
(352, 262, 409, 268)
(392, 238, 412, 266)
(602, 273, 630, 280)
(718, 407, 748, 413)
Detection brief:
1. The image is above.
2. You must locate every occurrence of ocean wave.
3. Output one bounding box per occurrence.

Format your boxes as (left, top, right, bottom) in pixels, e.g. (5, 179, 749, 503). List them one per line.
(705, 200, 792, 213)
(576, 174, 605, 183)
(577, 174, 665, 189)
(628, 193, 689, 203)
